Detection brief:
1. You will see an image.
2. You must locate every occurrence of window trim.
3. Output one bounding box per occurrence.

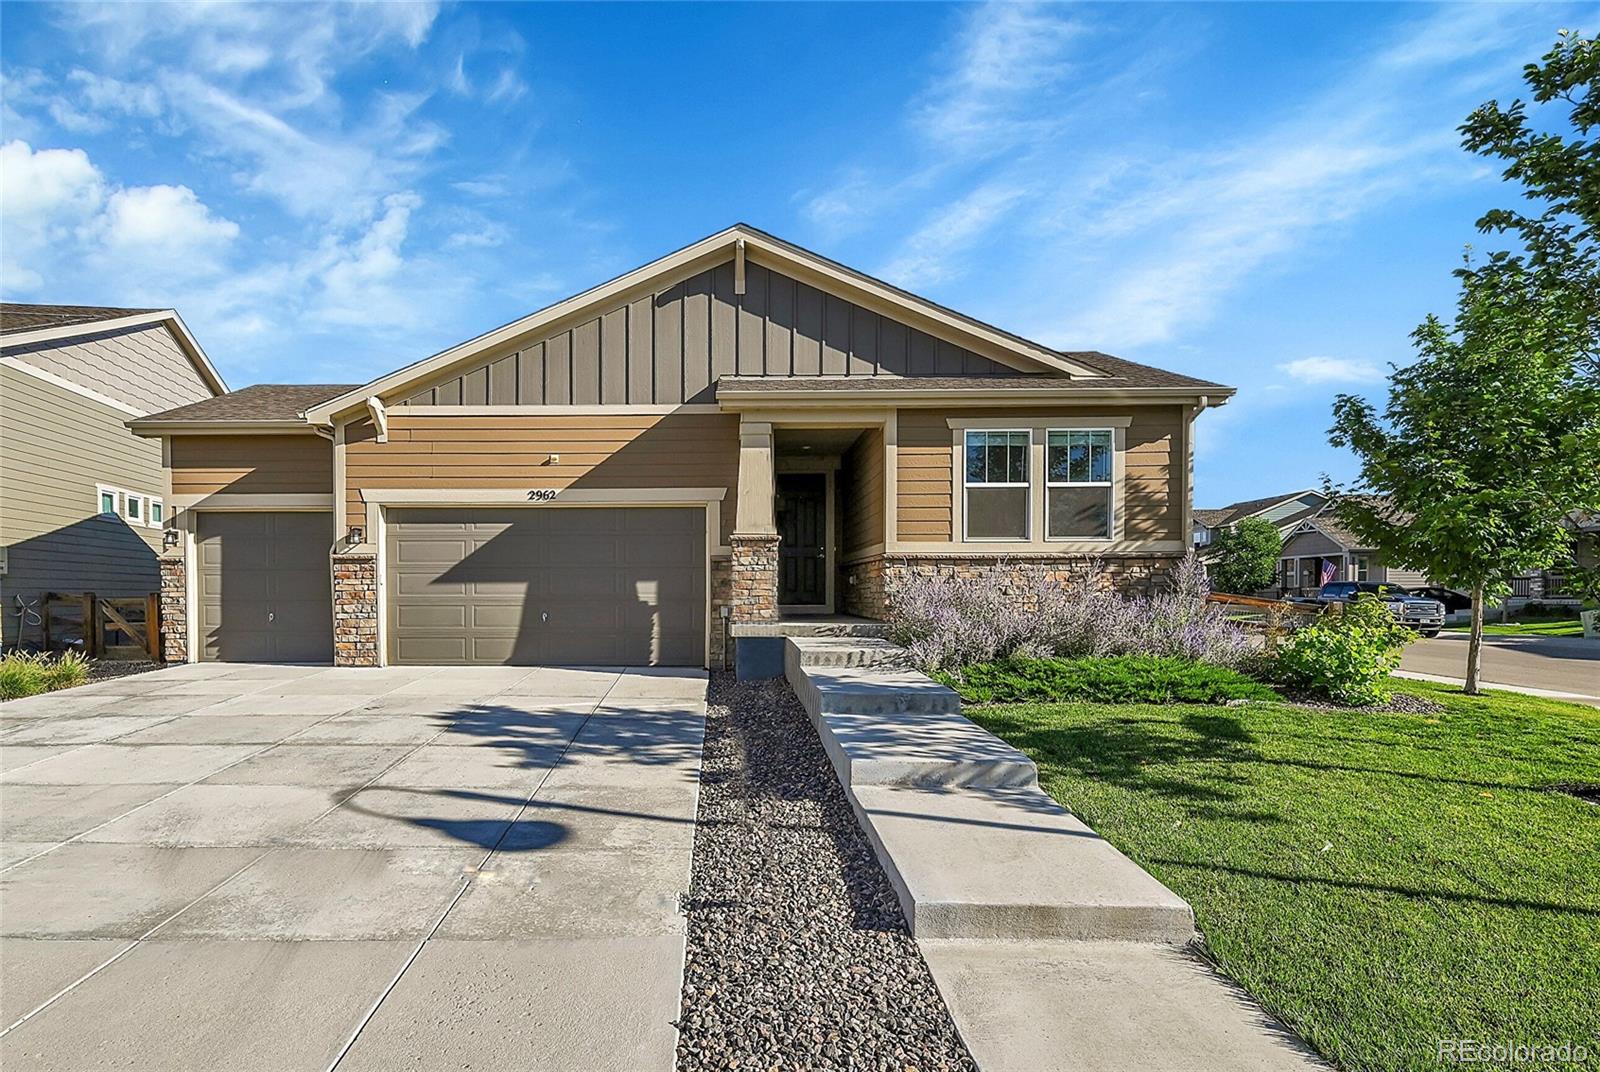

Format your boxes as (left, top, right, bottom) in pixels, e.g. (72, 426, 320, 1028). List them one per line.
(1045, 427, 1116, 541)
(95, 484, 163, 528)
(97, 484, 120, 517)
(125, 493, 145, 525)
(962, 428, 1032, 542)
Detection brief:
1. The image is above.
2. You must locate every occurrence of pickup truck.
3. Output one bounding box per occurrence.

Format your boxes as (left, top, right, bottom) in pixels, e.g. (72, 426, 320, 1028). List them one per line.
(1299, 581, 1446, 637)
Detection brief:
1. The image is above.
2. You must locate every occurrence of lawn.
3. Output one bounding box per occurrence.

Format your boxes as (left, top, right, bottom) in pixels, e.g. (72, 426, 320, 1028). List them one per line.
(1445, 619, 1585, 637)
(965, 680, 1600, 1072)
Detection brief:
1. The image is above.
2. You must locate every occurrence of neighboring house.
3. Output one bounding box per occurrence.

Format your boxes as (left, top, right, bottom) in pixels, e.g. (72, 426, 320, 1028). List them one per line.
(1, 304, 227, 648)
(1193, 489, 1328, 548)
(129, 224, 1233, 670)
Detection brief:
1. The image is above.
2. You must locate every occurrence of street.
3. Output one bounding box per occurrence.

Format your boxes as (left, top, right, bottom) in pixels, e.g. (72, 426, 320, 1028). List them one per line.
(1399, 632, 1600, 704)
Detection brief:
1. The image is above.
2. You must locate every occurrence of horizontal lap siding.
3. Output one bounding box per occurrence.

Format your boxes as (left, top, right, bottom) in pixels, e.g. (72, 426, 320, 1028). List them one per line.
(170, 435, 333, 497)
(843, 427, 886, 554)
(345, 412, 741, 542)
(894, 406, 1183, 543)
(396, 262, 1021, 407)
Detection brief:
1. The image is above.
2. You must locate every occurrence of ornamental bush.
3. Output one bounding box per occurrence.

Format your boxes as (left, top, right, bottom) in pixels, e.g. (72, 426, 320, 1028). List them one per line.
(935, 655, 1278, 705)
(1272, 596, 1414, 705)
(888, 553, 1253, 672)
(0, 651, 90, 701)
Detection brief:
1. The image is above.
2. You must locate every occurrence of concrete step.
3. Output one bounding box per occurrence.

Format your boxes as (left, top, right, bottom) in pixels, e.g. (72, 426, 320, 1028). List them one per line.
(733, 618, 893, 639)
(853, 785, 1195, 942)
(920, 939, 1325, 1071)
(789, 635, 912, 670)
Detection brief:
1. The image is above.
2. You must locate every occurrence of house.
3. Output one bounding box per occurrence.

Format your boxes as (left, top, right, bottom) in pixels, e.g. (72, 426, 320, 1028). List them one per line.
(1274, 509, 1428, 596)
(1, 304, 227, 648)
(1193, 489, 1327, 548)
(128, 225, 1233, 671)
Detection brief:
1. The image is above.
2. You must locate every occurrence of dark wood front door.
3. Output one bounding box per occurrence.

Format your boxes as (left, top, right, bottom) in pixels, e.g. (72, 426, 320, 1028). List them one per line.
(777, 473, 827, 607)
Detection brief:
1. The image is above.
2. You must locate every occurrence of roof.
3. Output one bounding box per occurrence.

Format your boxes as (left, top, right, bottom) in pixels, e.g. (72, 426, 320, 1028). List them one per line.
(1195, 489, 1326, 528)
(133, 384, 358, 426)
(304, 224, 1233, 423)
(0, 303, 160, 334)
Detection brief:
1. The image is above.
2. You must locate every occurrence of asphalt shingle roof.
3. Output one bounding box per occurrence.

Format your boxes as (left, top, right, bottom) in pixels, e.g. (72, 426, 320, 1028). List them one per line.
(1, 303, 160, 334)
(134, 384, 359, 424)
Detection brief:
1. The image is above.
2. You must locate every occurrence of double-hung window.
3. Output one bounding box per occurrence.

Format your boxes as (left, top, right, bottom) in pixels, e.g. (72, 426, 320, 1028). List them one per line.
(1046, 429, 1113, 539)
(963, 430, 1030, 540)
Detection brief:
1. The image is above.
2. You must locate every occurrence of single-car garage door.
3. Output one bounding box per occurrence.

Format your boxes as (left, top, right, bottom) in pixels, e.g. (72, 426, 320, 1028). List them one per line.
(386, 507, 706, 666)
(196, 512, 333, 662)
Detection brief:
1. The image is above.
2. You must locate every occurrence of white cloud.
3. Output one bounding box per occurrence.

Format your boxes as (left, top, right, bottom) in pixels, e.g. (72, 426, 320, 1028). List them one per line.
(1279, 356, 1385, 384)
(880, 182, 1030, 287)
(0, 140, 107, 288)
(100, 184, 240, 257)
(485, 68, 528, 105)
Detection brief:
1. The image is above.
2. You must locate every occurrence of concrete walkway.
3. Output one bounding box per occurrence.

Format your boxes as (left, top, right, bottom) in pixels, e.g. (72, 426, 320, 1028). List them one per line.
(0, 663, 706, 1072)
(784, 635, 1325, 1071)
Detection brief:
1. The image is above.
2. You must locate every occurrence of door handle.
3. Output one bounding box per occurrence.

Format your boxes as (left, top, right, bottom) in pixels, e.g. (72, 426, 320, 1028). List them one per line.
(268, 612, 275, 623)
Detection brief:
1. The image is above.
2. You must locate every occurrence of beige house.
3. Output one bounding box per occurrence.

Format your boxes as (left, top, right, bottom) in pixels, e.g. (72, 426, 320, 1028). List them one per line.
(1276, 512, 1431, 597)
(1, 304, 226, 648)
(130, 225, 1233, 671)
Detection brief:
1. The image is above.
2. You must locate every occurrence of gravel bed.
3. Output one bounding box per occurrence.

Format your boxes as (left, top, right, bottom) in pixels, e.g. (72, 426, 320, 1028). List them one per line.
(88, 659, 162, 683)
(676, 674, 976, 1072)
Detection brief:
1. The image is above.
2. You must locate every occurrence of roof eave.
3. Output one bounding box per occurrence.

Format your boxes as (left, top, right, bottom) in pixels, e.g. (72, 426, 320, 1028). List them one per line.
(715, 384, 1236, 410)
(127, 418, 317, 437)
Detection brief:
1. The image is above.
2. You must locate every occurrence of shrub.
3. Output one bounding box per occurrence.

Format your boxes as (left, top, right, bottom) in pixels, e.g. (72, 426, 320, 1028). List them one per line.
(887, 553, 1253, 671)
(1207, 517, 1283, 595)
(936, 655, 1279, 705)
(0, 651, 92, 701)
(1272, 596, 1414, 705)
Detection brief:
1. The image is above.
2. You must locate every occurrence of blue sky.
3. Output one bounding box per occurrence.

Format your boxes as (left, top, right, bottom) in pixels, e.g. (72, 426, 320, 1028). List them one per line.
(0, 1, 1587, 504)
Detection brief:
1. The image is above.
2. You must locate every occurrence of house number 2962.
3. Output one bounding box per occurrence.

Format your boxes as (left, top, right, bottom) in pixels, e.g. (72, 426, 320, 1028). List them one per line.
(526, 489, 558, 502)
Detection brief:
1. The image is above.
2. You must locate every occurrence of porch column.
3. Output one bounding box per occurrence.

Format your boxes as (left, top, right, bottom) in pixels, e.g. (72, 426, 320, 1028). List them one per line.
(731, 419, 779, 624)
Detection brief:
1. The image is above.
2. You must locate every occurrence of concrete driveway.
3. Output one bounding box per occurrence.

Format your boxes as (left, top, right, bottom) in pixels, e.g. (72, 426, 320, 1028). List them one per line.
(1399, 632, 1600, 704)
(0, 663, 707, 1072)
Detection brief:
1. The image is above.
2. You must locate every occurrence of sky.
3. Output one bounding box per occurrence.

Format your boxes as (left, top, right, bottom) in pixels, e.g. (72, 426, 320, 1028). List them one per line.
(0, 1, 1589, 505)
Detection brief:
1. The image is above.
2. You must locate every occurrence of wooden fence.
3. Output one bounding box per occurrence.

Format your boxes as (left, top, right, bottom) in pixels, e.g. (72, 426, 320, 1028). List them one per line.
(38, 593, 160, 660)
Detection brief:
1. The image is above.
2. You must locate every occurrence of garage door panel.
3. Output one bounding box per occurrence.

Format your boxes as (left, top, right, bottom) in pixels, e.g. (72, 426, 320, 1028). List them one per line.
(197, 512, 333, 663)
(386, 507, 705, 667)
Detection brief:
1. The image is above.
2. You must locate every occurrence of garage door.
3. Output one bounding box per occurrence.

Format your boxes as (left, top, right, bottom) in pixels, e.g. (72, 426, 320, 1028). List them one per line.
(386, 507, 705, 666)
(196, 512, 333, 662)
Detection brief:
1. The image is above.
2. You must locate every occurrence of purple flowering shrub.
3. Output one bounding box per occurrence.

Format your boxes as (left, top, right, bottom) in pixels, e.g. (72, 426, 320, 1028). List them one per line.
(888, 553, 1253, 672)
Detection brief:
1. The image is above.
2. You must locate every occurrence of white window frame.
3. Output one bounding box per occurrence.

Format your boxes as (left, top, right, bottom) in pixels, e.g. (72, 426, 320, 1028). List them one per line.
(95, 484, 163, 528)
(125, 492, 145, 525)
(96, 484, 120, 517)
(962, 428, 1032, 542)
(1045, 427, 1116, 541)
(149, 499, 164, 526)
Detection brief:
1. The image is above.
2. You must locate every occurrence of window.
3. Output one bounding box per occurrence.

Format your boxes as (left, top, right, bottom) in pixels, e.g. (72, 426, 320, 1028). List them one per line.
(99, 488, 118, 515)
(150, 500, 164, 525)
(963, 430, 1030, 540)
(125, 494, 144, 524)
(1355, 555, 1370, 582)
(1046, 429, 1113, 539)
(1280, 558, 1293, 590)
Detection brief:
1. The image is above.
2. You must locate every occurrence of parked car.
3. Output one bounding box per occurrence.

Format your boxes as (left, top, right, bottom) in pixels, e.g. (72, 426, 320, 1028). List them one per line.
(1298, 581, 1446, 637)
(1408, 585, 1473, 613)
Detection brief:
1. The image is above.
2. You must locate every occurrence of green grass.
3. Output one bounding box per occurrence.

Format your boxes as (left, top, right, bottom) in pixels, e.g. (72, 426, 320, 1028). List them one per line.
(966, 680, 1600, 1072)
(1445, 619, 1584, 637)
(933, 655, 1278, 706)
(0, 651, 91, 700)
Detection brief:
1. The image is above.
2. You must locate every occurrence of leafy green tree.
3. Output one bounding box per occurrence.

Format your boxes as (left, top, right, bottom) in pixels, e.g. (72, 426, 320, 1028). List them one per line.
(1328, 263, 1600, 693)
(1460, 30, 1598, 378)
(1206, 517, 1282, 595)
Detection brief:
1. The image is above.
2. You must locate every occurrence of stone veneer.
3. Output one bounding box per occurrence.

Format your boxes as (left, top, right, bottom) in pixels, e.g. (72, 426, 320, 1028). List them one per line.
(332, 550, 379, 667)
(158, 553, 187, 663)
(709, 555, 733, 669)
(729, 534, 781, 625)
(843, 552, 1183, 622)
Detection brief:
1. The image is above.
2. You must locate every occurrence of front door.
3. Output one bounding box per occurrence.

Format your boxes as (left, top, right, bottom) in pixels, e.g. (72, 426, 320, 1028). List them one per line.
(777, 473, 827, 607)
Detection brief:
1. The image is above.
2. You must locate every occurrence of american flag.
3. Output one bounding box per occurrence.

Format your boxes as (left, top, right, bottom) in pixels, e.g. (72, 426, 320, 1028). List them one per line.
(1320, 559, 1338, 586)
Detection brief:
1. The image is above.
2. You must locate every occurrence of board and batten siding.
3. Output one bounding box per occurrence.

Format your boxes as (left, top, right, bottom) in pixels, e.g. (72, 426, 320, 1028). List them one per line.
(169, 435, 334, 498)
(4, 323, 213, 414)
(395, 262, 1024, 409)
(0, 365, 165, 644)
(344, 411, 741, 543)
(895, 406, 1184, 544)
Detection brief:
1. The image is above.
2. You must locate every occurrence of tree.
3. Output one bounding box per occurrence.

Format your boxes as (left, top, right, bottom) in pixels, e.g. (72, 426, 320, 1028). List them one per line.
(1460, 29, 1599, 378)
(1328, 262, 1600, 694)
(1206, 517, 1282, 595)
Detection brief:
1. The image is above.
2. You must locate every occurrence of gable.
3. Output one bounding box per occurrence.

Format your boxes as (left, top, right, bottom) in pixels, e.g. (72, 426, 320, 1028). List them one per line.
(398, 260, 1027, 408)
(3, 322, 216, 415)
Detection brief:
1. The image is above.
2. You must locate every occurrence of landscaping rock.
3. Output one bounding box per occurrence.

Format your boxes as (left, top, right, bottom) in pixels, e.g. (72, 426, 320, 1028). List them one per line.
(676, 674, 976, 1072)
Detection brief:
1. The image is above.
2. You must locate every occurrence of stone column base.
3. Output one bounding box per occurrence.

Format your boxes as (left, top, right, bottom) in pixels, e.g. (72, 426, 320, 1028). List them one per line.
(729, 534, 780, 625)
(158, 553, 187, 664)
(333, 550, 379, 667)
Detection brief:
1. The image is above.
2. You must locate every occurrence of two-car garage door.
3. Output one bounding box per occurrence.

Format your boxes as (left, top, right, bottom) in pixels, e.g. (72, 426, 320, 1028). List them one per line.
(385, 507, 705, 666)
